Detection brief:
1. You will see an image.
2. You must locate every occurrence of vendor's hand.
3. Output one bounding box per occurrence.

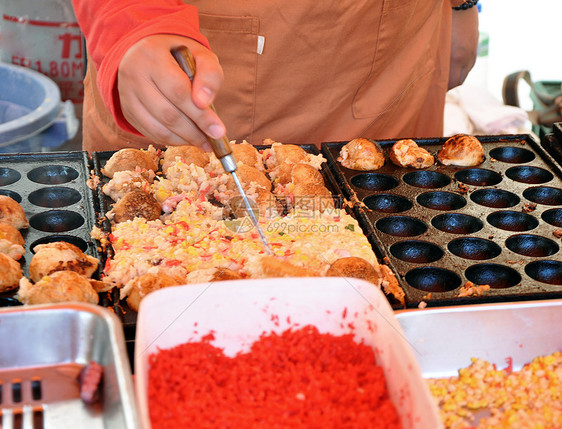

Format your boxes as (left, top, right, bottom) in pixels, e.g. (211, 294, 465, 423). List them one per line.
(448, 7, 479, 90)
(117, 35, 224, 151)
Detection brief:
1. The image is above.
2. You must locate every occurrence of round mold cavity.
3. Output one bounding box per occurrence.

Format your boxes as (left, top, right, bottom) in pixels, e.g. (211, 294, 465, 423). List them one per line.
(505, 234, 559, 257)
(431, 213, 483, 234)
(363, 194, 413, 213)
(0, 189, 22, 203)
(28, 186, 81, 208)
(376, 216, 427, 237)
(487, 210, 539, 232)
(465, 264, 521, 289)
(454, 168, 502, 187)
(402, 171, 450, 189)
(542, 208, 562, 227)
(405, 267, 461, 292)
(505, 166, 553, 184)
(522, 186, 562, 206)
(27, 165, 79, 185)
(489, 146, 535, 164)
(29, 235, 89, 253)
(390, 240, 443, 263)
(29, 210, 84, 233)
(525, 260, 562, 286)
(0, 167, 21, 186)
(350, 173, 399, 191)
(448, 237, 501, 260)
(417, 191, 466, 211)
(0, 297, 23, 307)
(470, 189, 520, 208)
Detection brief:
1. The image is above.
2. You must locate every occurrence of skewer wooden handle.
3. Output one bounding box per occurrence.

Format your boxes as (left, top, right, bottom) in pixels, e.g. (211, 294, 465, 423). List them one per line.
(170, 45, 233, 160)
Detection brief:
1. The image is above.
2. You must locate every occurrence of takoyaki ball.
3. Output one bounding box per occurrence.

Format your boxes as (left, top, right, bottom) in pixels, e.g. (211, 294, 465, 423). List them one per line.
(126, 273, 182, 312)
(263, 143, 307, 172)
(390, 139, 434, 169)
(338, 138, 385, 171)
(258, 256, 317, 278)
(112, 190, 161, 223)
(255, 188, 282, 217)
(102, 169, 155, 202)
(184, 267, 242, 285)
(229, 164, 272, 191)
(274, 143, 307, 164)
(0, 223, 25, 260)
(162, 145, 210, 174)
(0, 195, 29, 230)
(232, 142, 264, 170)
(211, 268, 243, 281)
(0, 253, 23, 293)
(101, 148, 159, 178)
(379, 264, 405, 306)
(226, 188, 279, 219)
(290, 164, 325, 187)
(29, 241, 99, 283)
(292, 182, 334, 212)
(326, 257, 381, 285)
(18, 271, 99, 305)
(438, 134, 485, 167)
(275, 163, 296, 185)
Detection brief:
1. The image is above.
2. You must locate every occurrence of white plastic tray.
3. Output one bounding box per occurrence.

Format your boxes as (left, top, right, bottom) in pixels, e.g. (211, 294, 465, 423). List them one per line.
(135, 277, 442, 429)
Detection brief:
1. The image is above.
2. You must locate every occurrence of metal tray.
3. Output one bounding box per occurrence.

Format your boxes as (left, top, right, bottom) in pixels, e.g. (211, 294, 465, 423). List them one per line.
(0, 303, 139, 428)
(322, 135, 562, 308)
(395, 299, 562, 378)
(0, 151, 103, 306)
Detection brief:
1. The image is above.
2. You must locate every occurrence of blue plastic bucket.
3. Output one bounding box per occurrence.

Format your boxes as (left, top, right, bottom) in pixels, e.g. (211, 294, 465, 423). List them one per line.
(0, 62, 77, 153)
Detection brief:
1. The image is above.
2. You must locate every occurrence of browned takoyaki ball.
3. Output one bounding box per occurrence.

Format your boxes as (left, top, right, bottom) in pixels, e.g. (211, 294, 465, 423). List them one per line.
(232, 142, 264, 170)
(231, 164, 271, 191)
(290, 164, 325, 187)
(438, 134, 485, 167)
(112, 190, 162, 223)
(0, 195, 29, 230)
(0, 223, 25, 260)
(126, 273, 183, 312)
(161, 145, 210, 174)
(326, 257, 381, 285)
(338, 138, 385, 171)
(264, 143, 309, 184)
(0, 252, 23, 293)
(29, 241, 99, 283)
(101, 148, 159, 178)
(390, 139, 434, 169)
(18, 271, 99, 305)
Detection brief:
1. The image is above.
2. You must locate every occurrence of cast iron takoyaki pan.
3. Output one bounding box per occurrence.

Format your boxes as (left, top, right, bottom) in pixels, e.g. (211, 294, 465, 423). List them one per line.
(0, 151, 103, 306)
(91, 144, 374, 349)
(322, 134, 562, 308)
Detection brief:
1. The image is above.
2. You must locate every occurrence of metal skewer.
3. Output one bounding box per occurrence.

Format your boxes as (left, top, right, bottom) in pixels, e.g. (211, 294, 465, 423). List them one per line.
(171, 46, 273, 255)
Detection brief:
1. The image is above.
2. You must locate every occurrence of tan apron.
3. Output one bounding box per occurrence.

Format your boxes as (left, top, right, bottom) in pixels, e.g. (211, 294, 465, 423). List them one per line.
(82, 0, 452, 152)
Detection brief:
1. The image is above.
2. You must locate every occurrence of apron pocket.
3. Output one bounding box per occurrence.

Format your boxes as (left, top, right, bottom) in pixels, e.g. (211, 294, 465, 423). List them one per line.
(199, 13, 260, 139)
(352, 0, 440, 119)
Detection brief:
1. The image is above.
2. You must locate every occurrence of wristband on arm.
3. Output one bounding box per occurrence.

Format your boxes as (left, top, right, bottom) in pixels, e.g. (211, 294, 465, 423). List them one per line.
(453, 0, 478, 10)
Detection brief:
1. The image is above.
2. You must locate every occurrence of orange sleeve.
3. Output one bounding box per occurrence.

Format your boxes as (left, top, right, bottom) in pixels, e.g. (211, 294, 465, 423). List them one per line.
(71, 0, 210, 134)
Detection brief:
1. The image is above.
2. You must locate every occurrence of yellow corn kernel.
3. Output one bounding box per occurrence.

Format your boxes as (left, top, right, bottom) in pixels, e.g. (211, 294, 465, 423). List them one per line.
(155, 187, 170, 201)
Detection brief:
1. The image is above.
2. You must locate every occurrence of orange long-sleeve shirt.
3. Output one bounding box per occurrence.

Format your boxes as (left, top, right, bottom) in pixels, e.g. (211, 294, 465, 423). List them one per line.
(73, 0, 465, 151)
